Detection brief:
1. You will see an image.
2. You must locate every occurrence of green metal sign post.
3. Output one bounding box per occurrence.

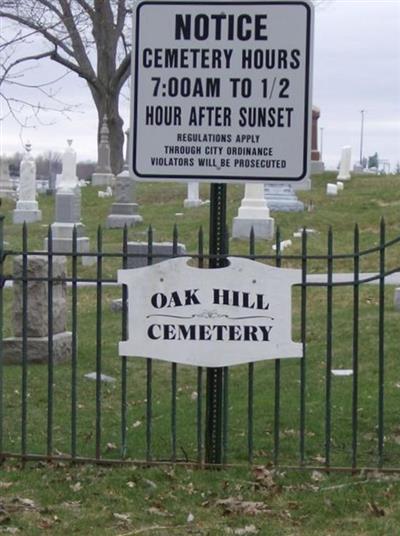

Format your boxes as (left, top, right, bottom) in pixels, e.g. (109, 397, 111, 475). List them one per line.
(205, 183, 227, 465)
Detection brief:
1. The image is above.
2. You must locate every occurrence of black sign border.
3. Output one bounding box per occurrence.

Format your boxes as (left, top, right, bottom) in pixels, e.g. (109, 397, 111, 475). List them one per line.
(132, 0, 312, 182)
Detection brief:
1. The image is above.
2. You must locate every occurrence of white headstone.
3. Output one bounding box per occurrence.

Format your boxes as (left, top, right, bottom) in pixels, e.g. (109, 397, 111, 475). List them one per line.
(12, 143, 42, 223)
(45, 140, 89, 256)
(326, 183, 338, 196)
(337, 146, 352, 181)
(18, 143, 36, 202)
(184, 182, 202, 208)
(336, 181, 344, 190)
(232, 183, 274, 240)
(59, 140, 79, 192)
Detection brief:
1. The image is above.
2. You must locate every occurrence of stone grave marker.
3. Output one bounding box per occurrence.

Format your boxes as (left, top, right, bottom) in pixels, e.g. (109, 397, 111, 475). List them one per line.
(45, 140, 90, 254)
(91, 115, 115, 186)
(337, 146, 352, 181)
(184, 182, 202, 208)
(3, 255, 72, 364)
(264, 183, 304, 212)
(13, 143, 42, 224)
(232, 183, 274, 239)
(106, 129, 142, 228)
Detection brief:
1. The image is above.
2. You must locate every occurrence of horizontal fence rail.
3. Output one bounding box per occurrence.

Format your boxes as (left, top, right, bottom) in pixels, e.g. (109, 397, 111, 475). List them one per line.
(0, 218, 400, 472)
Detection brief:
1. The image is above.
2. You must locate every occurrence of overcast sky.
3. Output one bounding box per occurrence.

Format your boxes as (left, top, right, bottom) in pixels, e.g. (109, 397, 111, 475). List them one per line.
(1, 0, 399, 171)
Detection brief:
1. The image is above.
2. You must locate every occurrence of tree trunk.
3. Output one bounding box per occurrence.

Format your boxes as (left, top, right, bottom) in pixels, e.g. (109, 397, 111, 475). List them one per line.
(94, 90, 125, 175)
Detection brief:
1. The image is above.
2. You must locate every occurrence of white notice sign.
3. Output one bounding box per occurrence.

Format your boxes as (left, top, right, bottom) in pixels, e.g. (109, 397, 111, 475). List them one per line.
(118, 258, 302, 367)
(130, 0, 314, 182)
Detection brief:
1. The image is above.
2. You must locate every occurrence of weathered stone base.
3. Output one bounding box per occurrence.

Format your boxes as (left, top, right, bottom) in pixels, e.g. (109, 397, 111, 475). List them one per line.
(44, 222, 90, 253)
(44, 236, 90, 254)
(106, 202, 143, 228)
(310, 160, 325, 175)
(13, 209, 42, 224)
(183, 199, 202, 208)
(232, 217, 274, 240)
(92, 172, 114, 186)
(127, 241, 187, 268)
(3, 331, 72, 365)
(264, 184, 304, 212)
(267, 200, 304, 212)
(106, 214, 143, 228)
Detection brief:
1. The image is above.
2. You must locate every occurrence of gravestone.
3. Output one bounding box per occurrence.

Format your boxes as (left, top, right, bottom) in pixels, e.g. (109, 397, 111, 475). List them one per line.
(310, 106, 325, 175)
(106, 130, 142, 228)
(326, 183, 338, 196)
(91, 115, 115, 187)
(3, 255, 72, 364)
(0, 156, 16, 200)
(184, 182, 202, 208)
(45, 140, 90, 254)
(232, 183, 274, 239)
(264, 183, 304, 212)
(126, 241, 187, 269)
(13, 143, 42, 224)
(337, 146, 352, 181)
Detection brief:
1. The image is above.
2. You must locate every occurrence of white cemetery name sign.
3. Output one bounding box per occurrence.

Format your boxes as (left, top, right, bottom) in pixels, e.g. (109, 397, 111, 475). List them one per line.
(118, 258, 302, 367)
(130, 0, 313, 182)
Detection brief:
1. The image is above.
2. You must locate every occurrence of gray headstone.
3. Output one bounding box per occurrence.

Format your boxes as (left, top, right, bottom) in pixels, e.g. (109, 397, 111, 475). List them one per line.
(92, 115, 114, 186)
(264, 183, 304, 212)
(106, 129, 142, 228)
(3, 255, 71, 364)
(55, 187, 81, 224)
(127, 241, 186, 269)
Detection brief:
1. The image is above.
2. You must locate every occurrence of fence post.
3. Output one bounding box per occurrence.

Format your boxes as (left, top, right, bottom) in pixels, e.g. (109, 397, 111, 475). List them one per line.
(0, 215, 4, 456)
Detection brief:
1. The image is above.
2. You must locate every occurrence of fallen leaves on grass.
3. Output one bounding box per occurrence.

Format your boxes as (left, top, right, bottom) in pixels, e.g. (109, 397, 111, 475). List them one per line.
(70, 482, 82, 493)
(367, 501, 386, 517)
(311, 471, 326, 483)
(225, 525, 258, 535)
(252, 466, 281, 495)
(113, 513, 131, 522)
(147, 506, 172, 517)
(216, 498, 271, 516)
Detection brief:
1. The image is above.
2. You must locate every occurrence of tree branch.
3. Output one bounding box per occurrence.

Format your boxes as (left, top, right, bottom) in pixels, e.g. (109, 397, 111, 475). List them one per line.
(0, 50, 52, 86)
(113, 52, 131, 92)
(57, 0, 96, 80)
(75, 0, 96, 19)
(0, 10, 74, 57)
(50, 46, 98, 87)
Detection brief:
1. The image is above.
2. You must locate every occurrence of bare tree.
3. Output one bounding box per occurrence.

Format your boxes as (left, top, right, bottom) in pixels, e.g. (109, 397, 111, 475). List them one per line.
(0, 1, 131, 174)
(1, 0, 331, 174)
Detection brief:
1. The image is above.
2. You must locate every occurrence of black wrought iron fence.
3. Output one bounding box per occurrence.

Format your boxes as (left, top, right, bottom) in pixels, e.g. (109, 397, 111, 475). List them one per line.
(1, 216, 400, 472)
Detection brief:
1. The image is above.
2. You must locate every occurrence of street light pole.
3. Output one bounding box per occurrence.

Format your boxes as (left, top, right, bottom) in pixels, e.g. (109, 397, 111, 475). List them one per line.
(360, 110, 365, 166)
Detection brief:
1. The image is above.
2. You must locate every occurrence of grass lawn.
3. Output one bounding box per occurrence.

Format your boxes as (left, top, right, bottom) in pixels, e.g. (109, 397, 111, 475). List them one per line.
(1, 172, 400, 534)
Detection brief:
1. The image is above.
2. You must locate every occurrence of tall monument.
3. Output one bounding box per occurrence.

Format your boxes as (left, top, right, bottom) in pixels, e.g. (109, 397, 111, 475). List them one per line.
(91, 115, 115, 186)
(45, 140, 90, 253)
(13, 143, 42, 223)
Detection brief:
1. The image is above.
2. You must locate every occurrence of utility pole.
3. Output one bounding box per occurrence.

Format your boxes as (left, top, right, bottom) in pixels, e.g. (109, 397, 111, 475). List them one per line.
(360, 110, 365, 166)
